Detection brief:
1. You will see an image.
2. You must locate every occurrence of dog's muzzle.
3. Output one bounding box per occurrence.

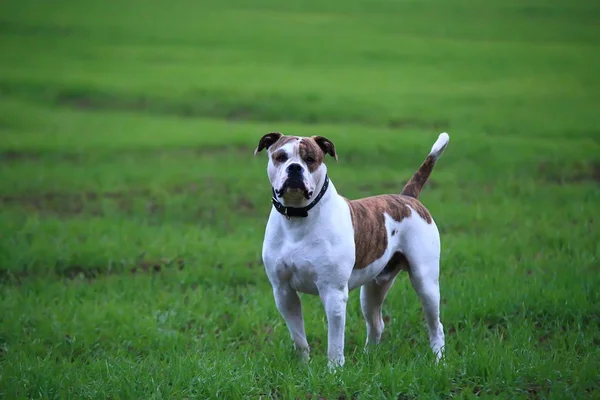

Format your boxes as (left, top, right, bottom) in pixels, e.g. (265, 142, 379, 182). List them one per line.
(276, 179, 313, 200)
(275, 164, 313, 199)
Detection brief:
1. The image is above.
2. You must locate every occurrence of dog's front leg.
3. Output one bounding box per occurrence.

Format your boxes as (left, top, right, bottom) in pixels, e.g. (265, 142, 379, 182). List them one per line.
(273, 285, 310, 361)
(318, 284, 349, 369)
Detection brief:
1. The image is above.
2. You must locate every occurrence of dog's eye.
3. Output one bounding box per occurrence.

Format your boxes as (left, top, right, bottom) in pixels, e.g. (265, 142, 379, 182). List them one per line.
(305, 157, 315, 164)
(275, 154, 287, 163)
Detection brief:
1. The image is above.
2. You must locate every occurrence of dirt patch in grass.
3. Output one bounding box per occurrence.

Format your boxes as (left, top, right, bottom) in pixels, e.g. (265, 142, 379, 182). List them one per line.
(0, 20, 80, 38)
(0, 151, 81, 163)
(0, 145, 254, 165)
(0, 190, 152, 217)
(129, 257, 185, 275)
(592, 162, 600, 182)
(0, 192, 100, 216)
(55, 258, 180, 280)
(236, 196, 256, 212)
(0, 257, 186, 284)
(0, 179, 254, 218)
(0, 81, 448, 128)
(523, 383, 552, 399)
(55, 90, 447, 128)
(56, 92, 203, 118)
(59, 265, 105, 280)
(0, 151, 42, 162)
(0, 268, 30, 285)
(538, 160, 600, 185)
(2, 257, 264, 286)
(54, 89, 253, 120)
(60, 257, 181, 280)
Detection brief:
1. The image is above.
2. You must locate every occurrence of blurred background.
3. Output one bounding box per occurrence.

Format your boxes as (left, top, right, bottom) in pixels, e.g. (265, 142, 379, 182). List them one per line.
(0, 0, 599, 398)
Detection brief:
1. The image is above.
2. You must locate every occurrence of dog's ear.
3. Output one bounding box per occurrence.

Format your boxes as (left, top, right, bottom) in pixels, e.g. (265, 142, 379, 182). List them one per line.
(312, 136, 338, 161)
(254, 132, 283, 155)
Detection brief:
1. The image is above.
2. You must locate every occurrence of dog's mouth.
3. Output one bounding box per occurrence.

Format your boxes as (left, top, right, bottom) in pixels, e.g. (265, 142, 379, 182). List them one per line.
(276, 179, 313, 200)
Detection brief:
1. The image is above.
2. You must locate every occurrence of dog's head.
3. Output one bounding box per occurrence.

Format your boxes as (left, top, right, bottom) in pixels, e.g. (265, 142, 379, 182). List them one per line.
(254, 132, 337, 205)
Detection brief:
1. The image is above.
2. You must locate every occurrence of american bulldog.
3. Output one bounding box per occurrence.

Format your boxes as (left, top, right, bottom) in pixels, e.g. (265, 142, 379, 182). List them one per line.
(254, 132, 449, 368)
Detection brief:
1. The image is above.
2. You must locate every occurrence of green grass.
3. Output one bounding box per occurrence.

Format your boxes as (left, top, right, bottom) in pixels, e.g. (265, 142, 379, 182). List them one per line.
(0, 0, 599, 398)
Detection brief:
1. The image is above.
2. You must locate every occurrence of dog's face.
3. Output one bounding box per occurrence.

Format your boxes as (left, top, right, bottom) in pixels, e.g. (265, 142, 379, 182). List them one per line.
(254, 133, 337, 204)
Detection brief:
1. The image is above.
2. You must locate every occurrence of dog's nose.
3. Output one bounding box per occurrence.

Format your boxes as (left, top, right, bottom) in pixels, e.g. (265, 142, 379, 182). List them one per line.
(286, 163, 303, 174)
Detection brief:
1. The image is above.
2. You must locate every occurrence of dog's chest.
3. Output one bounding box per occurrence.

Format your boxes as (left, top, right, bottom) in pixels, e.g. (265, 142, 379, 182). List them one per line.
(265, 227, 354, 294)
(271, 239, 329, 294)
(262, 194, 356, 294)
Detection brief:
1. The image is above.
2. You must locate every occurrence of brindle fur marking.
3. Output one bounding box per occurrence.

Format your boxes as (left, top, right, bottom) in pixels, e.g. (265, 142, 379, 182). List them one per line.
(401, 155, 436, 198)
(265, 135, 299, 167)
(299, 138, 325, 172)
(269, 135, 299, 153)
(346, 195, 432, 270)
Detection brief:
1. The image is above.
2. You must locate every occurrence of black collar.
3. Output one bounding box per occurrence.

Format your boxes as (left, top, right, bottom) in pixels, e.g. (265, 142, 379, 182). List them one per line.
(271, 175, 330, 219)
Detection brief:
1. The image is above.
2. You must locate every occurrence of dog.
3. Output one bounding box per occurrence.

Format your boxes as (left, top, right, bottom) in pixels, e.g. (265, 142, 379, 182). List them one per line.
(254, 132, 449, 368)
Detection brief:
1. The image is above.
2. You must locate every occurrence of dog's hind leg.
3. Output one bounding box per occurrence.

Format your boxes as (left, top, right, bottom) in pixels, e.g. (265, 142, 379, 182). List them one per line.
(408, 258, 445, 361)
(360, 254, 407, 346)
(273, 285, 310, 361)
(360, 279, 394, 346)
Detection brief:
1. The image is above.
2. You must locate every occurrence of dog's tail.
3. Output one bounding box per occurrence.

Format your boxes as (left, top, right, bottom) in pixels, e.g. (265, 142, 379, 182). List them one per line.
(400, 132, 449, 199)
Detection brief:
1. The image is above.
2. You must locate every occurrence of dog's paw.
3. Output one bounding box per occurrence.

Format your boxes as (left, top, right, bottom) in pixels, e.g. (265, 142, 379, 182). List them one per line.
(432, 344, 445, 365)
(297, 349, 310, 363)
(327, 357, 345, 372)
(294, 345, 310, 363)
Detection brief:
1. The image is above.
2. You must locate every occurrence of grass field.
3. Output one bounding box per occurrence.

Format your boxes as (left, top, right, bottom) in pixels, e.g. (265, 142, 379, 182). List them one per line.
(1, 0, 599, 398)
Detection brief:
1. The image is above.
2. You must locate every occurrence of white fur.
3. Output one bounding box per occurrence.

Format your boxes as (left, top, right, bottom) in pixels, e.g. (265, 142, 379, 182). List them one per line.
(430, 132, 449, 159)
(260, 134, 447, 368)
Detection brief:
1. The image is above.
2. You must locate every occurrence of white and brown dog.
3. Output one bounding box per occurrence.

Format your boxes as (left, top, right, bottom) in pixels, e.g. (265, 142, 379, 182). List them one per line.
(254, 132, 449, 368)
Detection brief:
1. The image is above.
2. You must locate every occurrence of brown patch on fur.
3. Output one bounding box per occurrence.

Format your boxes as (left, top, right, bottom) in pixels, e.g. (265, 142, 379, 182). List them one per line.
(269, 135, 299, 153)
(269, 136, 300, 166)
(311, 136, 338, 160)
(299, 138, 324, 172)
(270, 149, 288, 167)
(346, 195, 432, 270)
(401, 155, 437, 198)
